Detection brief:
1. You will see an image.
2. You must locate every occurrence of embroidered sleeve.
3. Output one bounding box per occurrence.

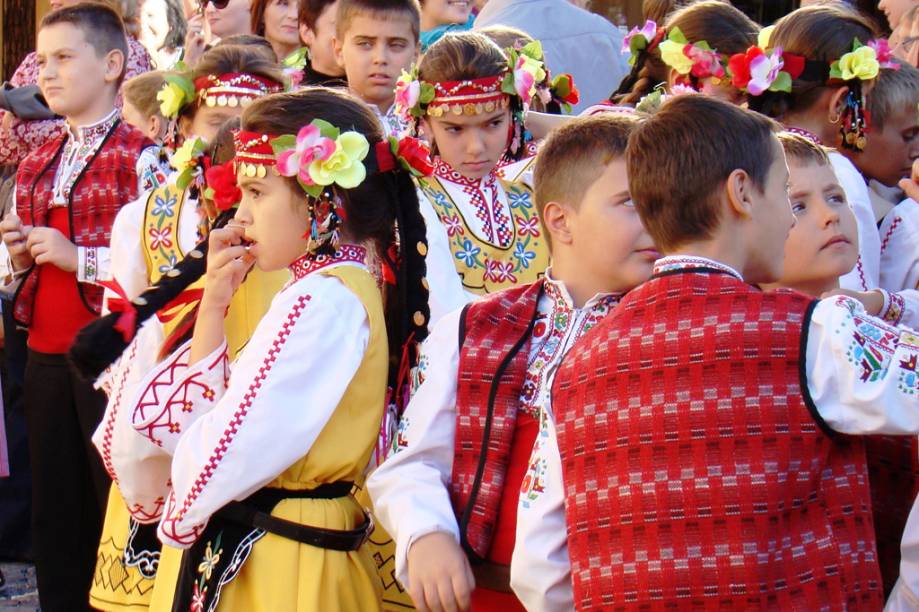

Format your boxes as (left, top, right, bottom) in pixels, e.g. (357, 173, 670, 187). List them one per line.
(157, 276, 370, 548)
(76, 246, 111, 283)
(879, 200, 919, 294)
(806, 295, 919, 434)
(367, 307, 464, 589)
(136, 146, 168, 193)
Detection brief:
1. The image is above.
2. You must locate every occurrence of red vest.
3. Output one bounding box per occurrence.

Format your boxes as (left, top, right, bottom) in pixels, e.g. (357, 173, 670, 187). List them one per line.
(13, 120, 151, 326)
(553, 268, 882, 610)
(451, 280, 542, 560)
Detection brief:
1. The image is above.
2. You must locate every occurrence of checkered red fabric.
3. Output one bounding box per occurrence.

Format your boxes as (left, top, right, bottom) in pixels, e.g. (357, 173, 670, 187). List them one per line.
(552, 269, 883, 609)
(13, 120, 152, 326)
(451, 280, 542, 560)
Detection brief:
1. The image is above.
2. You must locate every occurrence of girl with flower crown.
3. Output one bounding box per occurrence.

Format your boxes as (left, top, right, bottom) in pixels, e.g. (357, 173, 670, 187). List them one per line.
(80, 43, 287, 612)
(80, 87, 430, 611)
(395, 31, 571, 325)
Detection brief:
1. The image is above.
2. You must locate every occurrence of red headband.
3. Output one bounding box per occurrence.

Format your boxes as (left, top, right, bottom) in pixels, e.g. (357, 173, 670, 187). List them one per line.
(194, 73, 283, 108)
(426, 75, 510, 117)
(234, 130, 277, 177)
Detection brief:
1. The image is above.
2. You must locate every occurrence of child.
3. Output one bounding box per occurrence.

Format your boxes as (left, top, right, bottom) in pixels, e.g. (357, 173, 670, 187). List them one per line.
(0, 4, 164, 609)
(298, 0, 348, 86)
(613, 0, 760, 106)
(122, 70, 170, 143)
(368, 113, 658, 612)
(85, 87, 429, 611)
(764, 132, 919, 599)
(333, 0, 420, 136)
(87, 44, 285, 612)
(419, 0, 473, 52)
(552, 95, 919, 610)
(748, 4, 884, 294)
(397, 32, 553, 324)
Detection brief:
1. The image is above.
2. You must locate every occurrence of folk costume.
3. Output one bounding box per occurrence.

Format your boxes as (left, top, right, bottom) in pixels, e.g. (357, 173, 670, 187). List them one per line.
(551, 255, 919, 610)
(89, 73, 287, 611)
(368, 274, 618, 611)
(8, 108, 162, 611)
(94, 126, 391, 612)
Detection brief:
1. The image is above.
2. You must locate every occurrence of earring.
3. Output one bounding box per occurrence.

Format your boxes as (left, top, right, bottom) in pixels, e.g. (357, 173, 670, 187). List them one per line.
(303, 190, 343, 255)
(839, 83, 868, 152)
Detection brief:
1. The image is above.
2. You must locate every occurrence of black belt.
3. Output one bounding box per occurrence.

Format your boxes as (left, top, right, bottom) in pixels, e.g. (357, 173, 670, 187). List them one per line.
(214, 482, 373, 552)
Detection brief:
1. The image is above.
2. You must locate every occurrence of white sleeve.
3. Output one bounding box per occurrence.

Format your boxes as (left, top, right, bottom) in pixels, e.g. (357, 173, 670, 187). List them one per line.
(104, 196, 150, 302)
(833, 153, 880, 291)
(417, 189, 473, 327)
(879, 199, 919, 293)
(136, 146, 169, 194)
(367, 307, 463, 590)
(156, 274, 370, 548)
(890, 493, 919, 611)
(76, 246, 111, 283)
(806, 295, 919, 434)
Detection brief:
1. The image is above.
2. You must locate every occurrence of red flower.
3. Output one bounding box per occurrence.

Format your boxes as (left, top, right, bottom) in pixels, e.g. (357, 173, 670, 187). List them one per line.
(396, 136, 434, 177)
(204, 161, 242, 211)
(729, 46, 764, 90)
(782, 52, 805, 79)
(553, 73, 580, 105)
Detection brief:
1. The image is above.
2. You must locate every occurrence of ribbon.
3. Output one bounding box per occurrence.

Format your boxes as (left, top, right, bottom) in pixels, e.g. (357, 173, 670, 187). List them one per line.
(375, 140, 397, 173)
(99, 279, 138, 343)
(156, 288, 204, 323)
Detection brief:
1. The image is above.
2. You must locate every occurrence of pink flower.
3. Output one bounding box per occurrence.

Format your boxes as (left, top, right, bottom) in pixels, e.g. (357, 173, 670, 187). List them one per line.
(747, 48, 784, 96)
(394, 73, 420, 116)
(513, 55, 539, 105)
(484, 259, 517, 283)
(685, 45, 725, 79)
(868, 39, 900, 70)
(191, 583, 207, 612)
(622, 19, 659, 55)
(284, 67, 305, 88)
(276, 124, 337, 186)
(442, 214, 464, 237)
(516, 216, 540, 237)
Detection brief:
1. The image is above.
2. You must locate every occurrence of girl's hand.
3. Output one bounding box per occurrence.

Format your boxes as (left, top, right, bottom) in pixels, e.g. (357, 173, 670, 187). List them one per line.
(200, 224, 254, 313)
(406, 531, 474, 612)
(821, 288, 884, 316)
(899, 159, 919, 202)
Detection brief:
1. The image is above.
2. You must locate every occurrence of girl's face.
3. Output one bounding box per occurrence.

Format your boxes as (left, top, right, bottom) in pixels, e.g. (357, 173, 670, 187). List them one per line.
(235, 170, 312, 271)
(421, 0, 472, 29)
(422, 107, 510, 179)
(263, 0, 300, 57)
(206, 0, 252, 39)
(180, 104, 244, 143)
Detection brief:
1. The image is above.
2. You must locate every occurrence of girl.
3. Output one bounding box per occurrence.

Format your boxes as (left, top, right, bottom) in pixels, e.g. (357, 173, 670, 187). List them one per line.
(87, 87, 429, 611)
(251, 0, 301, 61)
(139, 0, 187, 69)
(613, 0, 760, 106)
(85, 44, 286, 612)
(420, 0, 474, 52)
(396, 32, 555, 324)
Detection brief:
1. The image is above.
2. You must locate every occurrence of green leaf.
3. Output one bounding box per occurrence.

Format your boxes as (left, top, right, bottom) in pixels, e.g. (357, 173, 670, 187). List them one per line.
(501, 72, 517, 96)
(521, 40, 543, 60)
(299, 178, 322, 198)
(828, 60, 843, 80)
(175, 167, 193, 190)
(165, 74, 195, 104)
(629, 36, 647, 57)
(311, 118, 339, 140)
(282, 47, 309, 69)
(695, 40, 712, 51)
(668, 27, 687, 45)
(551, 74, 571, 98)
(270, 134, 296, 155)
(852, 38, 863, 51)
(419, 83, 436, 104)
(769, 71, 792, 93)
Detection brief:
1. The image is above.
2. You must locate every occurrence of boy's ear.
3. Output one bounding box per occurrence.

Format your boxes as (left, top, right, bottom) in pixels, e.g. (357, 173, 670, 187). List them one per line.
(725, 168, 755, 220)
(542, 201, 574, 246)
(299, 23, 314, 47)
(828, 85, 849, 124)
(177, 115, 192, 140)
(332, 36, 345, 68)
(150, 115, 164, 141)
(666, 68, 679, 90)
(103, 49, 125, 85)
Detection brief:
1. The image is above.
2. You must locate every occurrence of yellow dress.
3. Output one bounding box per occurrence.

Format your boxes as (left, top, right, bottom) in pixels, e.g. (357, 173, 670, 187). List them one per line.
(152, 263, 386, 611)
(91, 184, 287, 610)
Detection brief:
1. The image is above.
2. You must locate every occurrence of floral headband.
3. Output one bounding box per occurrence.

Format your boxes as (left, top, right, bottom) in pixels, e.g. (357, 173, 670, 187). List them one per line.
(157, 71, 284, 119)
(281, 47, 310, 89)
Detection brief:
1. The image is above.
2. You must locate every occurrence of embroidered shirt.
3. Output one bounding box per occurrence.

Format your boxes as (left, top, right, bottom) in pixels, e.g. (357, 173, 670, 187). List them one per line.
(371, 103, 411, 138)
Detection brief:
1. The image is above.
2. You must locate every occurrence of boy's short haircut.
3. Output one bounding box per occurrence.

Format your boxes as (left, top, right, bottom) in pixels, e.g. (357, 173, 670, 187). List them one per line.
(40, 2, 129, 82)
(778, 131, 831, 167)
(870, 61, 919, 131)
(534, 113, 643, 225)
(123, 71, 170, 119)
(300, 0, 337, 30)
(627, 95, 779, 252)
(336, 0, 421, 41)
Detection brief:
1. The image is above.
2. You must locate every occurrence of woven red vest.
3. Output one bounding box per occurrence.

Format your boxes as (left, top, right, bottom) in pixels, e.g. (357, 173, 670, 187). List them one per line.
(552, 268, 882, 610)
(451, 280, 542, 561)
(13, 120, 151, 326)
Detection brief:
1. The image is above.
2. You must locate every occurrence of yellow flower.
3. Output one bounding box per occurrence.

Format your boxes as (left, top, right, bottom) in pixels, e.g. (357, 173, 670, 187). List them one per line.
(659, 39, 693, 75)
(169, 137, 200, 171)
(757, 25, 776, 50)
(307, 131, 369, 189)
(838, 46, 879, 81)
(157, 81, 186, 118)
(197, 542, 222, 581)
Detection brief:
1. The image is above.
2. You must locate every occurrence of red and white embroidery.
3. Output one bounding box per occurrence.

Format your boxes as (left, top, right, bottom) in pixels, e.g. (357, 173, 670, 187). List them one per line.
(288, 244, 367, 282)
(99, 342, 139, 483)
(434, 158, 512, 247)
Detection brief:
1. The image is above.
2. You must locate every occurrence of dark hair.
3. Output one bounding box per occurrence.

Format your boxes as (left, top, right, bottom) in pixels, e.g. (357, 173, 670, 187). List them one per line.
(477, 24, 532, 52)
(158, 0, 188, 52)
(749, 4, 878, 119)
(627, 95, 780, 251)
(419, 31, 506, 83)
(642, 0, 684, 23)
(615, 1, 759, 105)
(299, 0, 337, 30)
(242, 88, 430, 383)
(123, 70, 170, 118)
(41, 2, 129, 83)
(336, 0, 421, 40)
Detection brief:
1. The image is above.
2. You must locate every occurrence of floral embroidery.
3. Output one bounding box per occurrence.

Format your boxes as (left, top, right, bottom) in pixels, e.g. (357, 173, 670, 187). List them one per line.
(287, 244, 366, 282)
(484, 259, 518, 284)
(158, 254, 179, 275)
(396, 417, 411, 451)
(516, 215, 541, 237)
(442, 214, 464, 237)
(148, 226, 173, 250)
(455, 239, 482, 267)
(514, 241, 537, 269)
(152, 192, 177, 217)
(198, 540, 223, 581)
(189, 532, 223, 612)
(652, 255, 743, 280)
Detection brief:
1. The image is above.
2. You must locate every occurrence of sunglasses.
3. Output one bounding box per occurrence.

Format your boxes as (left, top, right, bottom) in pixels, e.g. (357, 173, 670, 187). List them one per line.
(198, 0, 230, 12)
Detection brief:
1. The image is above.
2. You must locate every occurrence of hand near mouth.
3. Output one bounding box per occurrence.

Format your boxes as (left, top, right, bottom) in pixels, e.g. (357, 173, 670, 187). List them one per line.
(201, 225, 256, 312)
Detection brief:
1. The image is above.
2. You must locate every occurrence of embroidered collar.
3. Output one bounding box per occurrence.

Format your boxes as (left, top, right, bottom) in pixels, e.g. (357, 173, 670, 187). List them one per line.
(433, 156, 498, 189)
(783, 126, 823, 145)
(65, 108, 119, 144)
(543, 270, 623, 311)
(288, 244, 367, 281)
(652, 255, 743, 280)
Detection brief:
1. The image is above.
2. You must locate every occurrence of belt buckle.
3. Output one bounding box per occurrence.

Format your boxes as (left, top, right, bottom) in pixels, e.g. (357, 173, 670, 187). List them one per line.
(358, 509, 375, 549)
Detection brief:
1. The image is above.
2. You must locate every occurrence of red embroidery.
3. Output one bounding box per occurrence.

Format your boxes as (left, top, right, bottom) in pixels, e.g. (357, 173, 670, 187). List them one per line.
(288, 245, 367, 281)
(99, 342, 139, 483)
(881, 216, 902, 253)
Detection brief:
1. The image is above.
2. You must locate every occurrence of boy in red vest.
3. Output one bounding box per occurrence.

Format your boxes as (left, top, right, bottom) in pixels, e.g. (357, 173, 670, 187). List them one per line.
(0, 4, 162, 609)
(552, 95, 919, 610)
(368, 113, 659, 612)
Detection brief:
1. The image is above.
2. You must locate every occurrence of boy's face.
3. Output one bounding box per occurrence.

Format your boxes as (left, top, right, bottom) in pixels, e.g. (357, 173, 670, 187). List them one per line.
(300, 1, 344, 75)
(37, 22, 122, 122)
(334, 14, 418, 109)
(859, 105, 919, 187)
(778, 159, 859, 293)
(422, 108, 509, 179)
(206, 0, 252, 39)
(564, 158, 658, 291)
(745, 138, 796, 284)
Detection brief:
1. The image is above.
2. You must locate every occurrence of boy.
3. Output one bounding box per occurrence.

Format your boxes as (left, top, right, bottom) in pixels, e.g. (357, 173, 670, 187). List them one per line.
(551, 95, 919, 610)
(0, 4, 162, 609)
(299, 0, 348, 86)
(333, 0, 420, 136)
(368, 114, 659, 612)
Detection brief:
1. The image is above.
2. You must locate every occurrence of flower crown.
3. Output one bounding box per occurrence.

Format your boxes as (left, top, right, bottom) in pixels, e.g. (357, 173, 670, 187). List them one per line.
(622, 20, 666, 66)
(658, 27, 725, 81)
(157, 71, 284, 119)
(168, 136, 208, 190)
(281, 47, 310, 89)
